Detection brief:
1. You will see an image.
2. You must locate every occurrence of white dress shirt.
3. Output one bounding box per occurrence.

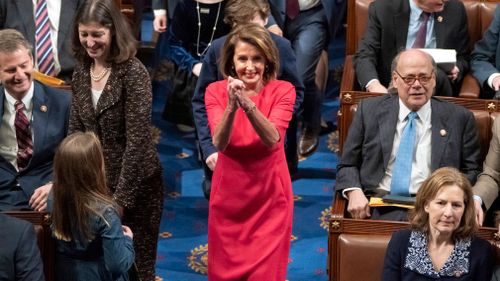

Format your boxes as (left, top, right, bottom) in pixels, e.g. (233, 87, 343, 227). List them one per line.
(91, 88, 102, 109)
(0, 84, 35, 170)
(407, 0, 436, 49)
(378, 99, 432, 195)
(298, 0, 320, 11)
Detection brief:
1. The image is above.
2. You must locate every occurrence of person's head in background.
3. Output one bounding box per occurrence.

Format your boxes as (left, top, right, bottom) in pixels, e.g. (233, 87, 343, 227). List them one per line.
(51, 132, 115, 244)
(219, 23, 279, 90)
(224, 0, 270, 28)
(410, 167, 477, 240)
(391, 49, 437, 111)
(0, 29, 34, 101)
(71, 0, 137, 65)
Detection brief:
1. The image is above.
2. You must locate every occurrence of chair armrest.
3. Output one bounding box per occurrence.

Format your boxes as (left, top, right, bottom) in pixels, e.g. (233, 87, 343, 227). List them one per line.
(459, 74, 480, 99)
(332, 193, 348, 220)
(340, 56, 358, 93)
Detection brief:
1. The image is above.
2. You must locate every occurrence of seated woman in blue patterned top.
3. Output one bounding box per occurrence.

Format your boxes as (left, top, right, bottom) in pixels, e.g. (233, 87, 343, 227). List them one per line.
(382, 167, 493, 281)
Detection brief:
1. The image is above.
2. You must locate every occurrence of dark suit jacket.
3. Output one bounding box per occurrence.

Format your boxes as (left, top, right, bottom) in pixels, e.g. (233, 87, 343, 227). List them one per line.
(382, 229, 493, 281)
(335, 94, 480, 194)
(267, 0, 337, 36)
(354, 0, 470, 89)
(0, 81, 70, 211)
(192, 33, 304, 160)
(0, 0, 83, 80)
(0, 214, 44, 281)
(471, 5, 500, 91)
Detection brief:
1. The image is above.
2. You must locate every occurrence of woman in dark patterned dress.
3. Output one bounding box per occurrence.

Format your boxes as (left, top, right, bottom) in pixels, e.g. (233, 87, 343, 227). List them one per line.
(69, 0, 164, 280)
(382, 167, 493, 281)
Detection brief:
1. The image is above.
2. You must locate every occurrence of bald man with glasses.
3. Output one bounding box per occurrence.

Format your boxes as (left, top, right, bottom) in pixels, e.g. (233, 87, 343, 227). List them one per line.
(335, 49, 480, 221)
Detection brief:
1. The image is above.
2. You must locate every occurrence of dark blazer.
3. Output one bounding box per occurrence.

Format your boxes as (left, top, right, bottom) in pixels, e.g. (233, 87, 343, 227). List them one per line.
(382, 229, 493, 281)
(335, 94, 480, 193)
(267, 0, 336, 36)
(354, 0, 470, 89)
(192, 33, 304, 160)
(152, 0, 180, 19)
(0, 81, 70, 211)
(471, 5, 500, 91)
(0, 0, 83, 80)
(69, 58, 163, 209)
(0, 214, 44, 281)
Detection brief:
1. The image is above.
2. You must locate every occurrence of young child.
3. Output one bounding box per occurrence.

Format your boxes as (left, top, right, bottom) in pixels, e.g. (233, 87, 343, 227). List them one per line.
(51, 132, 134, 281)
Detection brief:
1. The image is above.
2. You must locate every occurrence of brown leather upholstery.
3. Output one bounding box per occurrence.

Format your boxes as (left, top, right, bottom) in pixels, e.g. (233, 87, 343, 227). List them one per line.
(3, 211, 54, 281)
(338, 235, 390, 281)
(342, 0, 500, 98)
(329, 92, 500, 281)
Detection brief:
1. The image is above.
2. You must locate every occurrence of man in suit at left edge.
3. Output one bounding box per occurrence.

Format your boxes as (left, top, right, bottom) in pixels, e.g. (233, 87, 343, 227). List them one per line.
(0, 29, 70, 212)
(0, 213, 44, 281)
(0, 0, 84, 82)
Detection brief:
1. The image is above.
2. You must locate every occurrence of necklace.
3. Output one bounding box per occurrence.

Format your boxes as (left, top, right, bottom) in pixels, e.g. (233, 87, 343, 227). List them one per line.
(89, 63, 111, 82)
(195, 1, 222, 57)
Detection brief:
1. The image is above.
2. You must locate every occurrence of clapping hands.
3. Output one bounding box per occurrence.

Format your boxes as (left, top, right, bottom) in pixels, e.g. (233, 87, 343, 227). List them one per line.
(227, 76, 254, 112)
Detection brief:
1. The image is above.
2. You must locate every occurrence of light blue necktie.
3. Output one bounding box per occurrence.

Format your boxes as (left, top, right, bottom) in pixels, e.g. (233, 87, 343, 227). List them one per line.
(391, 112, 418, 196)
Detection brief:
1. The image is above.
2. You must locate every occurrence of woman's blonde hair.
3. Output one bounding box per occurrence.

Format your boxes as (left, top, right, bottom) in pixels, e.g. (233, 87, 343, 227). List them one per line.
(223, 0, 270, 27)
(409, 167, 477, 239)
(51, 132, 116, 243)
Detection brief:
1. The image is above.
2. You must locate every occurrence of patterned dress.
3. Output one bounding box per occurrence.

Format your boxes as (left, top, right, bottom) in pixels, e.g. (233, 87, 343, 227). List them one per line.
(382, 229, 494, 280)
(69, 57, 164, 281)
(205, 79, 296, 280)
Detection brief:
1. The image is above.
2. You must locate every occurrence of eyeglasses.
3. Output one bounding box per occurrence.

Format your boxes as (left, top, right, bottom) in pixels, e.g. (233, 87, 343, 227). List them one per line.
(394, 70, 434, 85)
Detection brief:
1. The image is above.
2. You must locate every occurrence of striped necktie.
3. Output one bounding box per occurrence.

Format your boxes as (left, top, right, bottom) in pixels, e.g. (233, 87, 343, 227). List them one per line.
(15, 101, 33, 171)
(35, 0, 56, 76)
(286, 0, 300, 20)
(412, 12, 430, 48)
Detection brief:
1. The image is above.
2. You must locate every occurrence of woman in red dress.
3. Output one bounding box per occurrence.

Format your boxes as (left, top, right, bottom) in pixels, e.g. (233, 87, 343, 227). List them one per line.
(205, 23, 296, 280)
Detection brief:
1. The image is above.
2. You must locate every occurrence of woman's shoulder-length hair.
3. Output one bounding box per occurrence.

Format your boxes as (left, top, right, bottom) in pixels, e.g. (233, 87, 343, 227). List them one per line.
(409, 167, 477, 240)
(71, 0, 137, 65)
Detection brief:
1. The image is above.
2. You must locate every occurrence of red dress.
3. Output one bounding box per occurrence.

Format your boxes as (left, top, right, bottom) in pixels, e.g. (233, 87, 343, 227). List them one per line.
(205, 79, 296, 281)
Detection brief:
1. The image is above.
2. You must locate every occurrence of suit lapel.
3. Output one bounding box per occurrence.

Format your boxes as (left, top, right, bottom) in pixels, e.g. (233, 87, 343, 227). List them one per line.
(95, 64, 121, 116)
(430, 99, 450, 170)
(31, 82, 49, 157)
(58, 0, 77, 51)
(17, 0, 36, 43)
(434, 12, 445, 48)
(394, 0, 411, 49)
(378, 95, 399, 169)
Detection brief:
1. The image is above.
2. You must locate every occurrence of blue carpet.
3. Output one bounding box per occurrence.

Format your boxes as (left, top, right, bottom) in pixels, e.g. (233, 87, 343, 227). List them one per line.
(144, 13, 344, 280)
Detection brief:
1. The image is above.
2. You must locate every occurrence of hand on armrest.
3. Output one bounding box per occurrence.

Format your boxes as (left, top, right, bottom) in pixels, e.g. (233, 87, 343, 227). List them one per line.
(346, 189, 371, 219)
(366, 80, 388, 94)
(474, 196, 484, 227)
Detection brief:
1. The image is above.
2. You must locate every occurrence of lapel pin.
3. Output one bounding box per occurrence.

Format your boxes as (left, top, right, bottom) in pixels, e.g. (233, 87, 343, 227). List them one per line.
(40, 105, 48, 112)
(440, 129, 447, 137)
(437, 16, 443, 22)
